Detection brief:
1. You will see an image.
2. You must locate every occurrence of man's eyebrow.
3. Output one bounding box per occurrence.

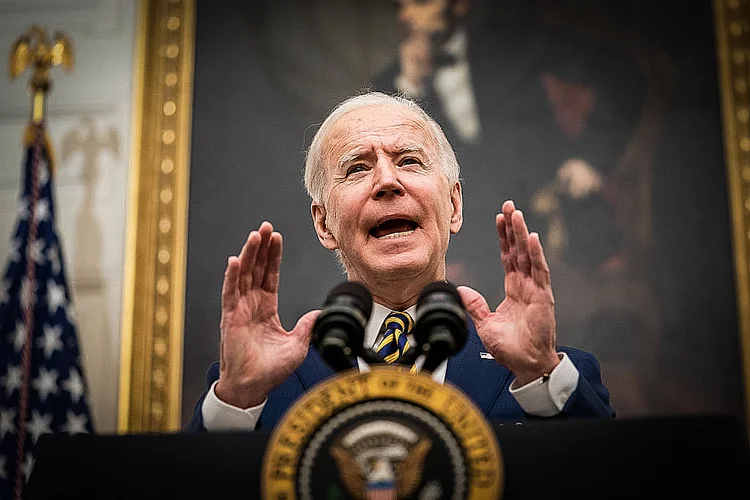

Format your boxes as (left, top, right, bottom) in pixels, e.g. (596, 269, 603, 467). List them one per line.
(392, 144, 427, 155)
(337, 149, 374, 168)
(336, 143, 429, 169)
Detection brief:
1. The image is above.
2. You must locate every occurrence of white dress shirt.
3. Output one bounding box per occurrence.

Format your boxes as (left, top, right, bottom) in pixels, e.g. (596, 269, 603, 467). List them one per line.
(202, 302, 580, 430)
(395, 29, 482, 144)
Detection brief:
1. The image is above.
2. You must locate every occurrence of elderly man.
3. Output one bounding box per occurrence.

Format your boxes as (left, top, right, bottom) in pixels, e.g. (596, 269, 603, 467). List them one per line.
(188, 92, 613, 431)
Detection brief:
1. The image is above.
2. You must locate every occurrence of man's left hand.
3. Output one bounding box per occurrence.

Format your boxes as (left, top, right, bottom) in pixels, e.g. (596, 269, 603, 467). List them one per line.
(458, 200, 560, 386)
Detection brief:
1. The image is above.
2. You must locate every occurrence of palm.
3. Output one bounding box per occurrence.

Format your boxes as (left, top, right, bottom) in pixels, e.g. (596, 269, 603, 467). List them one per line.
(492, 272, 555, 358)
(217, 223, 319, 408)
(459, 201, 558, 385)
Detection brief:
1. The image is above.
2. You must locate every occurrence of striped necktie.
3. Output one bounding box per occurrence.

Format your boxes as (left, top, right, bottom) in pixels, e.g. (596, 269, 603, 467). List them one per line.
(375, 311, 414, 364)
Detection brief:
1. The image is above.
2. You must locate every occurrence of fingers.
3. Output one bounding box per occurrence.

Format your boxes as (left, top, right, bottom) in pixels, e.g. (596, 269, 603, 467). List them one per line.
(261, 232, 283, 293)
(237, 221, 283, 295)
(496, 213, 513, 274)
(457, 286, 491, 324)
(292, 309, 322, 345)
(221, 256, 241, 314)
(512, 210, 532, 274)
(251, 222, 274, 289)
(238, 231, 261, 295)
(501, 200, 516, 249)
(496, 213, 510, 255)
(497, 200, 532, 275)
(501, 204, 552, 287)
(529, 232, 552, 287)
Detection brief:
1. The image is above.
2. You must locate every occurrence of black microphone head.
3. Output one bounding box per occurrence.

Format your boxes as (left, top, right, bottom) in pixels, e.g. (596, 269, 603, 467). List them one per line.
(414, 280, 468, 359)
(324, 281, 373, 319)
(312, 281, 373, 371)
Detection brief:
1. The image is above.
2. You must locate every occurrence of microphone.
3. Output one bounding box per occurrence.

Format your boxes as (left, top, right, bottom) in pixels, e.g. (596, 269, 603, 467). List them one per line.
(312, 281, 373, 372)
(411, 281, 468, 374)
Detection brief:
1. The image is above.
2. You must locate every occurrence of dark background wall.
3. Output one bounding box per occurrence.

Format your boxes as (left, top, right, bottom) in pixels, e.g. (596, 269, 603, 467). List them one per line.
(182, 0, 744, 425)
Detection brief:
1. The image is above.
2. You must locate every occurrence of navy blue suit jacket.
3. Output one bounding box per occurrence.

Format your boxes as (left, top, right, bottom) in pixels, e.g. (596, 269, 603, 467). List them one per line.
(187, 321, 614, 431)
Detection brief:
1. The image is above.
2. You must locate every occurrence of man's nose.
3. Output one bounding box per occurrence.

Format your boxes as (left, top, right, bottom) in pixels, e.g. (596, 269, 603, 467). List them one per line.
(372, 162, 404, 199)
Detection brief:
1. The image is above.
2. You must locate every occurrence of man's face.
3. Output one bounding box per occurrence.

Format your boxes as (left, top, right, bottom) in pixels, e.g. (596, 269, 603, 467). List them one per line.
(312, 104, 463, 284)
(394, 0, 467, 38)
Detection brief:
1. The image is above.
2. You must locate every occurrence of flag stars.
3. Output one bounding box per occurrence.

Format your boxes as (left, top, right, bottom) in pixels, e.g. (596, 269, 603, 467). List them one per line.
(38, 162, 50, 187)
(37, 323, 63, 359)
(23, 454, 35, 480)
(1, 365, 22, 398)
(47, 245, 61, 274)
(9, 238, 22, 263)
(32, 366, 59, 402)
(12, 321, 26, 352)
(29, 237, 46, 265)
(62, 368, 84, 404)
(47, 279, 66, 315)
(33, 199, 50, 223)
(0, 407, 16, 438)
(26, 410, 52, 444)
(65, 304, 76, 322)
(1, 144, 96, 483)
(16, 197, 28, 220)
(61, 410, 89, 434)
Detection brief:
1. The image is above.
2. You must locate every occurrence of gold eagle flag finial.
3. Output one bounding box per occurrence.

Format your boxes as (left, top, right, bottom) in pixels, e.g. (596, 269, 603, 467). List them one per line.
(9, 25, 74, 173)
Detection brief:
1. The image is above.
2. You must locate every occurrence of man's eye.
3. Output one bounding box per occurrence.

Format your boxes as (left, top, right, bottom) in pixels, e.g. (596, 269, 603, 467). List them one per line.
(346, 164, 367, 176)
(400, 157, 422, 166)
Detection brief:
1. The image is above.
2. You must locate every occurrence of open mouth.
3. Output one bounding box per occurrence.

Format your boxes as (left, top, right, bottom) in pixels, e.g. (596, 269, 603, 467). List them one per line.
(369, 218, 418, 239)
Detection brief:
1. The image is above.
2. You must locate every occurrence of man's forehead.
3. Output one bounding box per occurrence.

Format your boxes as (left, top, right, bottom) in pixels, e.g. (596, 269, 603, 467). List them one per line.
(325, 105, 436, 155)
(333, 104, 427, 130)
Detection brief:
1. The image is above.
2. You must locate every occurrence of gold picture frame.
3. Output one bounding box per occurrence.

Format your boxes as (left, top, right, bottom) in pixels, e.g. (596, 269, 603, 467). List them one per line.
(118, 0, 194, 432)
(118, 0, 750, 432)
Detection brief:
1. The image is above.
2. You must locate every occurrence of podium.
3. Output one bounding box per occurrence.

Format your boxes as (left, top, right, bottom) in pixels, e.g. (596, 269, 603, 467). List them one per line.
(25, 414, 749, 499)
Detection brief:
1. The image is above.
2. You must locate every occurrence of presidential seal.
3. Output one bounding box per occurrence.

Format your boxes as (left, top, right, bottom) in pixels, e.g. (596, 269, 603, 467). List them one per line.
(262, 367, 503, 499)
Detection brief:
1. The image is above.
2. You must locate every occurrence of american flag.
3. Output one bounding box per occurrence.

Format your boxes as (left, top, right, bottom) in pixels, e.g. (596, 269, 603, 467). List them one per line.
(0, 124, 94, 499)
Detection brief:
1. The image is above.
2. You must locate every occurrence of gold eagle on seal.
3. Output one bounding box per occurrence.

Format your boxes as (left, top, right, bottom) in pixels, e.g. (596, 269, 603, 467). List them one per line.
(330, 419, 432, 499)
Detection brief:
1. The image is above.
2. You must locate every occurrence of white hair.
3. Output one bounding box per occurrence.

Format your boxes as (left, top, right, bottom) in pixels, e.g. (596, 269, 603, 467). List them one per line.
(303, 91, 460, 205)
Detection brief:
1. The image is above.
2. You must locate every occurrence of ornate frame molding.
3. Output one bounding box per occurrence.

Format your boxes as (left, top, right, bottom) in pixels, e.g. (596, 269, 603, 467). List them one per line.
(715, 0, 750, 427)
(118, 0, 194, 432)
(118, 0, 749, 432)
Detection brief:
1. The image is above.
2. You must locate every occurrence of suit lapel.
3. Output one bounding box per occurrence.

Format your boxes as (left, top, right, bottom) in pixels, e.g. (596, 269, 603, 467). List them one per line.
(446, 320, 513, 415)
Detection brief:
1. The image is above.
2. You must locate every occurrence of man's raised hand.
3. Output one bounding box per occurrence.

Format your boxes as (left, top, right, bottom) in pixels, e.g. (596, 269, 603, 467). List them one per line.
(457, 200, 559, 386)
(216, 221, 319, 408)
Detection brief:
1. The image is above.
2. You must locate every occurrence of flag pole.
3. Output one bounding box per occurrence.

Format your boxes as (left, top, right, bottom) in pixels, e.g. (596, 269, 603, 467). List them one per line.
(8, 25, 73, 500)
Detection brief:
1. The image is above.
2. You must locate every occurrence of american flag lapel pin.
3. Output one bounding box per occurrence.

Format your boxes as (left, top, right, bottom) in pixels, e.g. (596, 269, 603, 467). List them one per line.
(479, 352, 494, 360)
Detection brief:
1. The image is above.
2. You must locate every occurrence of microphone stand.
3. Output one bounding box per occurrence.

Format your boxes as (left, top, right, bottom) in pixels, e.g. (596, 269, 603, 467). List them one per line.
(419, 323, 457, 374)
(317, 330, 357, 373)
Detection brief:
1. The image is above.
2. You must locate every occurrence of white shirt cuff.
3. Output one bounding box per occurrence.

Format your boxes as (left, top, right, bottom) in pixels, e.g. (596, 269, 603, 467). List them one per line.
(509, 353, 579, 417)
(201, 380, 266, 431)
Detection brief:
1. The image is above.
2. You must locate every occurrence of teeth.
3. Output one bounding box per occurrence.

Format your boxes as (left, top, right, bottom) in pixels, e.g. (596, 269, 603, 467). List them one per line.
(378, 229, 415, 240)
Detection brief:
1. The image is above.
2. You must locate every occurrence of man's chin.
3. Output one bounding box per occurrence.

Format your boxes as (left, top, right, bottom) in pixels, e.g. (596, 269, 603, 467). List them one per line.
(364, 252, 433, 281)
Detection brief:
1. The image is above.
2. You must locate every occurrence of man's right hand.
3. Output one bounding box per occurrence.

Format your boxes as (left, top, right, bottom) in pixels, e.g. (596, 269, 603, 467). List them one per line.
(215, 221, 320, 409)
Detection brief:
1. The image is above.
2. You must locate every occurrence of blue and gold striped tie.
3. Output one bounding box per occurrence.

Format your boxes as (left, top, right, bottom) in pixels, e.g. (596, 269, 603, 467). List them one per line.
(375, 311, 414, 364)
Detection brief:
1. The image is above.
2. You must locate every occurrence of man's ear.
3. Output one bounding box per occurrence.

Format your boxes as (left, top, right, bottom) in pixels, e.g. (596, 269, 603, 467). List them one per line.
(449, 181, 463, 234)
(311, 202, 339, 250)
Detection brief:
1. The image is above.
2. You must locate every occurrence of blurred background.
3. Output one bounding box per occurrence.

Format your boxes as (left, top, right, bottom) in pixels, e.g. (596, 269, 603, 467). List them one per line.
(182, 0, 743, 424)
